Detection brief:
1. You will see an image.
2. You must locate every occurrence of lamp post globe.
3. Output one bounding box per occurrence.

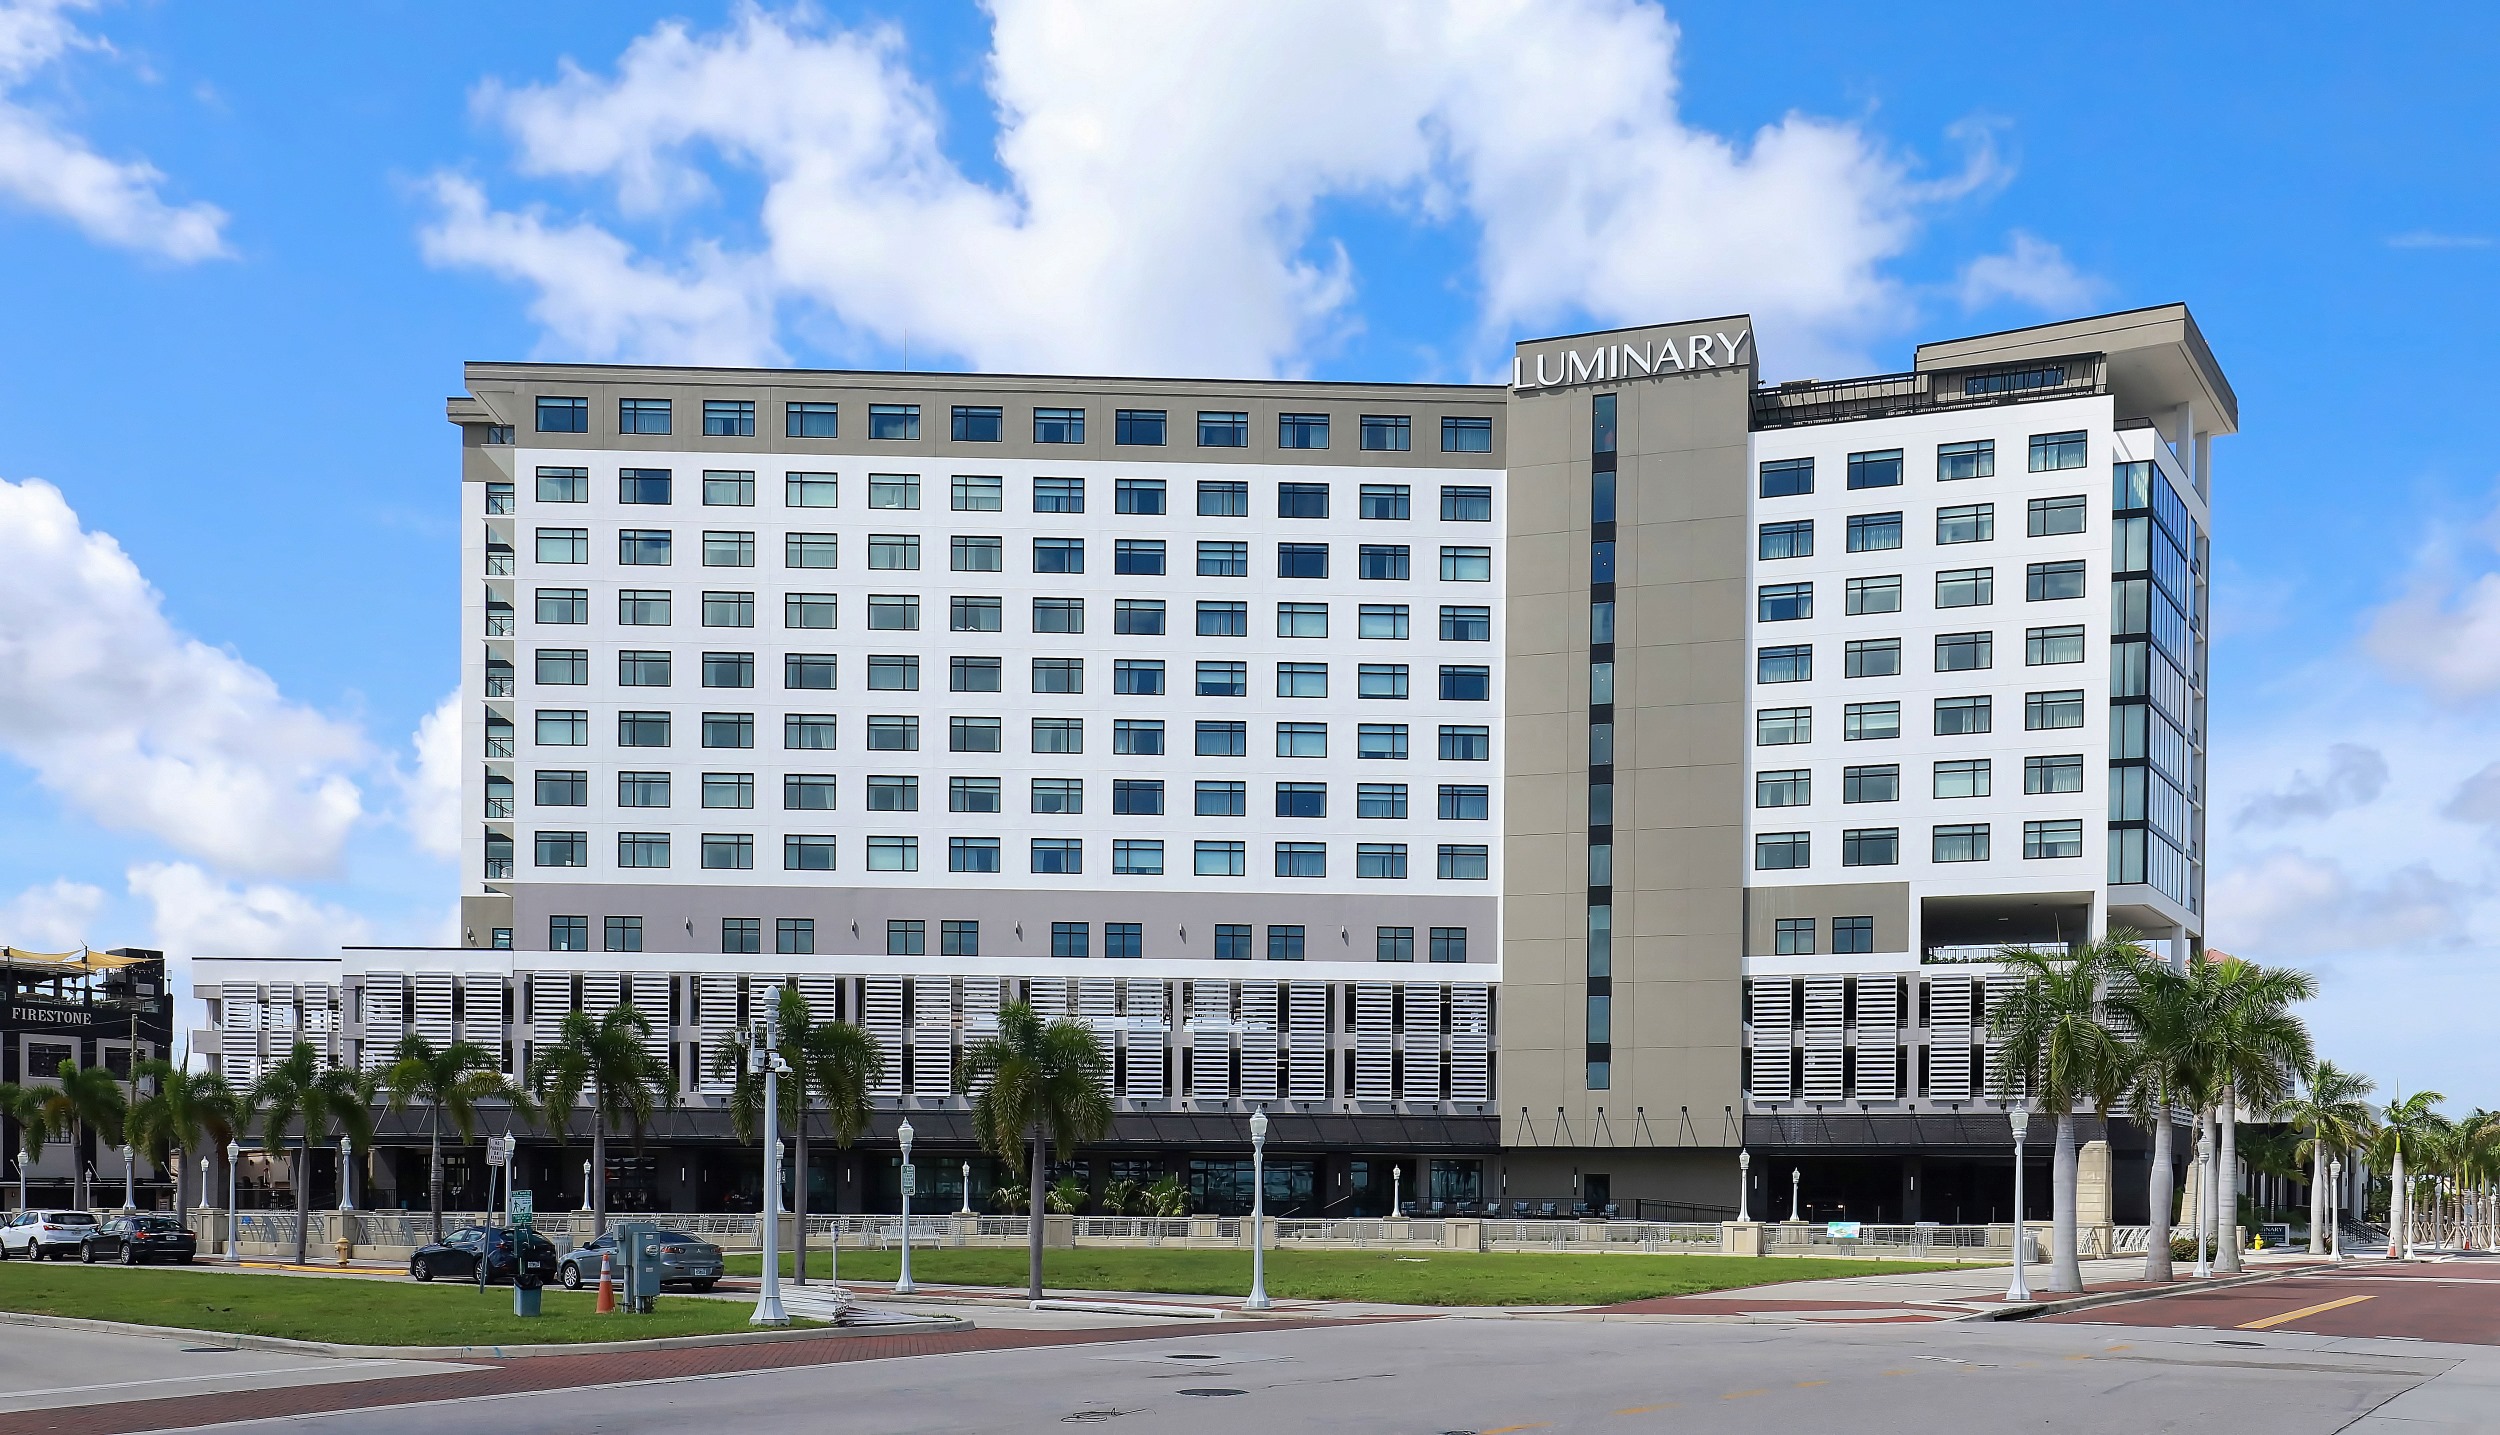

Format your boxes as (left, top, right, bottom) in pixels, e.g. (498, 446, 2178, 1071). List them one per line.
(894, 1118, 916, 1295)
(2005, 1107, 2032, 1303)
(1246, 1106, 1271, 1311)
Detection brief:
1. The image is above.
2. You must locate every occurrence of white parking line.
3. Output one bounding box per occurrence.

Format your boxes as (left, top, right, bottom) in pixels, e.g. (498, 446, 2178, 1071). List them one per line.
(0, 1360, 402, 1401)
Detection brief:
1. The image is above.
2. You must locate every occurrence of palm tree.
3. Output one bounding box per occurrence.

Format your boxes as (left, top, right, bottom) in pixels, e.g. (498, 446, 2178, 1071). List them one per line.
(2201, 957, 2317, 1273)
(2280, 1060, 2376, 1255)
(711, 984, 882, 1285)
(0, 1084, 53, 1210)
(249, 1042, 376, 1265)
(124, 1060, 243, 1215)
(383, 1033, 524, 1243)
(526, 1007, 673, 1238)
(2372, 1089, 2447, 1258)
(40, 1061, 128, 1210)
(2459, 1110, 2499, 1251)
(955, 1001, 1111, 1300)
(1988, 938, 2135, 1294)
(2105, 951, 2212, 1283)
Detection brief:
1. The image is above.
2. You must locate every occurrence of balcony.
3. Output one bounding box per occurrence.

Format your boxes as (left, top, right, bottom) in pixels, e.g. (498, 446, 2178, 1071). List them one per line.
(486, 549, 516, 577)
(484, 675, 513, 698)
(485, 610, 515, 638)
(484, 858, 513, 880)
(486, 491, 515, 515)
(485, 796, 513, 818)
(485, 734, 513, 759)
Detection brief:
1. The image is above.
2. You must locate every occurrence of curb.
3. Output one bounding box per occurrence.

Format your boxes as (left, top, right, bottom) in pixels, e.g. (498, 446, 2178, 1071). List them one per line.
(0, 1307, 974, 1359)
(1971, 1265, 2303, 1321)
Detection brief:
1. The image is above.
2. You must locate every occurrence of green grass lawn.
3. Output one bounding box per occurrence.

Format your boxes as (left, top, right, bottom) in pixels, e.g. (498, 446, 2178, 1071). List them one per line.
(0, 1262, 761, 1346)
(723, 1246, 1956, 1306)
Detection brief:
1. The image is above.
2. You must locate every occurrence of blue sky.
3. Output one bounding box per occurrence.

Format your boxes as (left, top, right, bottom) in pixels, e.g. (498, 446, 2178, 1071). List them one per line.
(2, 1, 2496, 1103)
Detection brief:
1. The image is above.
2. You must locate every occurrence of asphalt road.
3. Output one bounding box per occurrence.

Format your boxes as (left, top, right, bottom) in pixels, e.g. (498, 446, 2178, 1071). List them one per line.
(0, 1324, 461, 1418)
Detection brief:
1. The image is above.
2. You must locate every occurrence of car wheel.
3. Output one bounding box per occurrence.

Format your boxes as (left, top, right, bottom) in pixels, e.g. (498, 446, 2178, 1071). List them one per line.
(411, 1256, 433, 1282)
(122, 1244, 138, 1266)
(26, 1242, 40, 1262)
(560, 1262, 583, 1290)
(80, 1243, 96, 1264)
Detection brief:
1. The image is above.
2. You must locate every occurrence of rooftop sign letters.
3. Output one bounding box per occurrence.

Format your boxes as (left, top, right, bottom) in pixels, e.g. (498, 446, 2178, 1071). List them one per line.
(1512, 325, 1752, 393)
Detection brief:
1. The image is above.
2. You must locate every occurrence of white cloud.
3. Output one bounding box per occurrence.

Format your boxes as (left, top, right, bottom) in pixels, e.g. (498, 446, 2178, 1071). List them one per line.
(0, 876, 106, 949)
(128, 861, 373, 958)
(0, 0, 228, 260)
(2234, 742, 2389, 829)
(2365, 570, 2500, 701)
(2208, 848, 2468, 960)
(1955, 231, 2097, 313)
(399, 689, 463, 860)
(0, 477, 367, 876)
(2441, 760, 2500, 826)
(425, 0, 2035, 378)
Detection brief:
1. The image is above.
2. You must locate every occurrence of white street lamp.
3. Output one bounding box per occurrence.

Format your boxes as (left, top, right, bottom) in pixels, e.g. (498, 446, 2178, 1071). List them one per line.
(224, 1138, 241, 1265)
(339, 1136, 355, 1211)
(1391, 1162, 1402, 1218)
(2005, 1108, 2033, 1303)
(2330, 1158, 2345, 1262)
(1246, 1106, 1271, 1311)
(752, 1017, 790, 1327)
(2192, 1126, 2213, 1277)
(582, 1159, 593, 1214)
(1736, 1148, 1752, 1223)
(1789, 1167, 1802, 1224)
(894, 1118, 916, 1296)
(958, 1160, 975, 1217)
(121, 1144, 135, 1211)
(199, 1155, 211, 1213)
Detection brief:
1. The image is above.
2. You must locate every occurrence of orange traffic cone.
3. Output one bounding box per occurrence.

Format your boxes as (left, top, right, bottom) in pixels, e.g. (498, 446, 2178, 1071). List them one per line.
(595, 1249, 616, 1314)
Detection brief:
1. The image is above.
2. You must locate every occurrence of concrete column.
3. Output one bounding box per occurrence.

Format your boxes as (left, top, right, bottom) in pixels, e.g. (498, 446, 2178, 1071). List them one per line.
(2077, 1139, 2113, 1256)
(1722, 1221, 1764, 1257)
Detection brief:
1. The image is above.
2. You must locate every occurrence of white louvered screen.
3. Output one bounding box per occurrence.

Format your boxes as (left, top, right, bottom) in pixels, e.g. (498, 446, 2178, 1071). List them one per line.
(1927, 974, 1973, 1100)
(1853, 977, 1900, 1100)
(794, 975, 842, 1026)
(359, 975, 404, 1071)
(1122, 981, 1167, 1099)
(1399, 986, 1443, 1103)
(220, 987, 262, 1084)
(1237, 982, 1278, 1102)
(1351, 984, 1393, 1101)
(1747, 980, 1793, 1100)
(1077, 979, 1118, 1033)
(1187, 981, 1232, 1101)
(1449, 986, 1492, 1102)
(697, 975, 742, 1094)
(301, 984, 337, 1065)
(580, 972, 619, 1027)
(1983, 973, 2023, 1097)
(530, 973, 571, 1045)
(1800, 976, 1846, 1101)
(1287, 983, 1329, 1101)
(961, 977, 1002, 1034)
(1029, 976, 1077, 1020)
(911, 977, 954, 1098)
(628, 973, 671, 1064)
(266, 982, 298, 1034)
(862, 977, 904, 1098)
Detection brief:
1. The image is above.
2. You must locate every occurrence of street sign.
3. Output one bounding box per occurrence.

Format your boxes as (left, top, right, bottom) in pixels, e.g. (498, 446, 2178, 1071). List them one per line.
(1826, 1220, 1862, 1239)
(486, 1136, 512, 1166)
(900, 1164, 917, 1198)
(509, 1188, 534, 1227)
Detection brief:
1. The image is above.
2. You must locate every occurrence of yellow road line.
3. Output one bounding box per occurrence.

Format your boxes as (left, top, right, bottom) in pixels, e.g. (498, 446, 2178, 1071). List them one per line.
(1794, 1380, 1827, 1388)
(1484, 1425, 1551, 1433)
(2240, 1293, 2375, 1330)
(1612, 1405, 1676, 1414)
(1724, 1389, 1770, 1400)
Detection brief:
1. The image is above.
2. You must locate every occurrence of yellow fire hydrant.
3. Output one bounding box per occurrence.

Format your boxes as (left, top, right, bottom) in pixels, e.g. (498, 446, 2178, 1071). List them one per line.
(335, 1236, 353, 1265)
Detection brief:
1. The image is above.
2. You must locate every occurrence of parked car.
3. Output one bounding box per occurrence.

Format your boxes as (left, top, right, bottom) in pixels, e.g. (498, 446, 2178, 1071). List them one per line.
(408, 1225, 559, 1284)
(80, 1214, 198, 1265)
(0, 1210, 99, 1260)
(557, 1228, 724, 1292)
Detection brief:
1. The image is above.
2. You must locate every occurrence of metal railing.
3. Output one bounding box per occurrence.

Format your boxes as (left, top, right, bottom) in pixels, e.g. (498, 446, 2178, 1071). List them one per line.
(1480, 1219, 1721, 1252)
(486, 553, 516, 576)
(1751, 354, 2106, 431)
(485, 614, 515, 637)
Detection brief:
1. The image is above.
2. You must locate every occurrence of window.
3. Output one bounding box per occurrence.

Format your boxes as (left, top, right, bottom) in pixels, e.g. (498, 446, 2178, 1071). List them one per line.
(537, 588, 590, 625)
(1438, 783, 1490, 820)
(1280, 545, 1340, 580)
(1842, 828, 1901, 867)
(1277, 482, 1330, 519)
(1934, 695, 1991, 736)
(1359, 723, 1409, 760)
(1847, 511, 1903, 553)
(1934, 824, 1991, 862)
(1935, 631, 1993, 671)
(951, 716, 1005, 753)
(1843, 764, 1899, 803)
(1279, 413, 1329, 450)
(1937, 503, 1994, 544)
(536, 527, 588, 564)
(1759, 520, 1813, 560)
(1032, 656, 1083, 693)
(1111, 718, 1163, 755)
(2025, 688, 2086, 730)
(698, 398, 753, 438)
(1116, 409, 1167, 445)
(536, 396, 588, 433)
(1275, 781, 1326, 818)
(1111, 539, 1166, 577)
(1755, 769, 1809, 808)
(1760, 458, 1813, 497)
(1756, 707, 1811, 745)
(1591, 538, 1615, 583)
(786, 592, 838, 629)
(2029, 430, 2087, 471)
(2026, 754, 2085, 795)
(1198, 540, 1249, 578)
(949, 776, 1003, 814)
(1028, 477, 1085, 515)
(703, 834, 755, 871)
(1843, 701, 1900, 741)
(619, 469, 672, 505)
(1377, 926, 1415, 962)
(1848, 448, 1903, 489)
(1358, 544, 1409, 581)
(1937, 439, 1994, 480)
(1035, 717, 1085, 753)
(1106, 598, 1164, 638)
(1033, 597, 1083, 632)
(868, 404, 919, 440)
(1111, 778, 1164, 816)
(1112, 476, 1166, 515)
(1934, 758, 1991, 799)
(770, 914, 820, 953)
(1351, 782, 1406, 820)
(949, 655, 1004, 693)
(1024, 777, 1080, 816)
(2028, 494, 2087, 536)
(1442, 415, 1493, 452)
(1031, 537, 1084, 575)
(949, 838, 1002, 875)
(1101, 922, 1142, 958)
(536, 648, 587, 686)
(863, 474, 921, 512)
(1113, 658, 1166, 696)
(619, 398, 671, 434)
(1277, 602, 1329, 638)
(1812, 915, 1867, 955)
(691, 530, 748, 567)
(1359, 414, 1411, 451)
(785, 713, 839, 750)
(949, 595, 1000, 632)
(536, 832, 588, 868)
(716, 917, 761, 954)
(1427, 606, 1489, 645)
(786, 402, 837, 439)
(941, 919, 983, 955)
(1758, 582, 1813, 622)
(1357, 663, 1407, 699)
(1440, 545, 1492, 581)
(613, 710, 668, 747)
(1755, 832, 1809, 870)
(536, 769, 588, 806)
(2027, 560, 2086, 601)
(1416, 927, 1465, 964)
(1177, 778, 1241, 819)
(1276, 661, 1328, 698)
(1276, 721, 1327, 758)
(868, 837, 919, 873)
(1274, 843, 1327, 879)
(1439, 724, 1490, 761)
(784, 774, 836, 811)
(605, 916, 643, 953)
(1197, 842, 1247, 877)
(1360, 483, 1411, 520)
(1936, 568, 1994, 608)
(617, 771, 670, 808)
(701, 651, 755, 689)
(703, 470, 755, 506)
(1441, 484, 1494, 521)
(486, 481, 515, 514)
(1042, 921, 1089, 959)
(1773, 917, 1815, 955)
(950, 405, 1002, 442)
(1363, 604, 1411, 640)
(1439, 664, 1491, 701)
(936, 476, 998, 515)
(1098, 838, 1159, 876)
(866, 775, 918, 812)
(860, 594, 926, 634)
(2026, 625, 2085, 665)
(701, 711, 753, 749)
(704, 590, 756, 627)
(548, 914, 590, 950)
(2025, 819, 2085, 860)
(1199, 411, 1248, 447)
(617, 831, 671, 869)
(1265, 924, 1308, 960)
(1357, 843, 1407, 879)
(535, 466, 587, 503)
(886, 918, 925, 955)
(786, 472, 838, 507)
(1198, 479, 1248, 516)
(1845, 575, 1902, 615)
(1844, 638, 1900, 678)
(943, 534, 1003, 573)
(861, 715, 916, 753)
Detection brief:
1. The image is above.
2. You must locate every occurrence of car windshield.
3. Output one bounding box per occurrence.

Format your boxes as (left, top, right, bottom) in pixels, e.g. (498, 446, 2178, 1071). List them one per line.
(135, 1219, 185, 1232)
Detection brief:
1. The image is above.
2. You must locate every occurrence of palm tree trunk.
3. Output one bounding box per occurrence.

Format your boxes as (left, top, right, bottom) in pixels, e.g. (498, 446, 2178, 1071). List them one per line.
(293, 1140, 311, 1265)
(2143, 1107, 2175, 1282)
(1028, 1128, 1047, 1301)
(2049, 1113, 2082, 1293)
(2216, 1085, 2243, 1273)
(429, 1118, 445, 1243)
(2308, 1141, 2326, 1255)
(2388, 1149, 2406, 1258)
(793, 1123, 810, 1285)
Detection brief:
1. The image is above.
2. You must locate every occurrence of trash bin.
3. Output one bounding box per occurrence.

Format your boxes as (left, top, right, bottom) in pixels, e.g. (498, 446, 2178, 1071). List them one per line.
(513, 1260, 544, 1318)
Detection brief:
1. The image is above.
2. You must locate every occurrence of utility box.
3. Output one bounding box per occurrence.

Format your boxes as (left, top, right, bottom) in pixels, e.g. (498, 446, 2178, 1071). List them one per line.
(615, 1221, 665, 1313)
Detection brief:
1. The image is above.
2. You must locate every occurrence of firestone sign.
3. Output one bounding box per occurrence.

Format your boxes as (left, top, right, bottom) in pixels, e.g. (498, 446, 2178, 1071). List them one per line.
(1513, 326, 1752, 392)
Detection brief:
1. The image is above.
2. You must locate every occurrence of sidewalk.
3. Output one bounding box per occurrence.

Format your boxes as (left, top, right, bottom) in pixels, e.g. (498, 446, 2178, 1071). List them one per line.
(1570, 1251, 2326, 1324)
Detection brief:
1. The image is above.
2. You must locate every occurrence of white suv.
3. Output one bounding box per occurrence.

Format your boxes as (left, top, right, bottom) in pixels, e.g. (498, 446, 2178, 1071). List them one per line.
(0, 1210, 99, 1259)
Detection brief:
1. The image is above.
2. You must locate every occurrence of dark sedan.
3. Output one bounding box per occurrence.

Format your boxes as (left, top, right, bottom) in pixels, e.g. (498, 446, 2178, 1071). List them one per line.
(79, 1215, 197, 1265)
(409, 1225, 558, 1284)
